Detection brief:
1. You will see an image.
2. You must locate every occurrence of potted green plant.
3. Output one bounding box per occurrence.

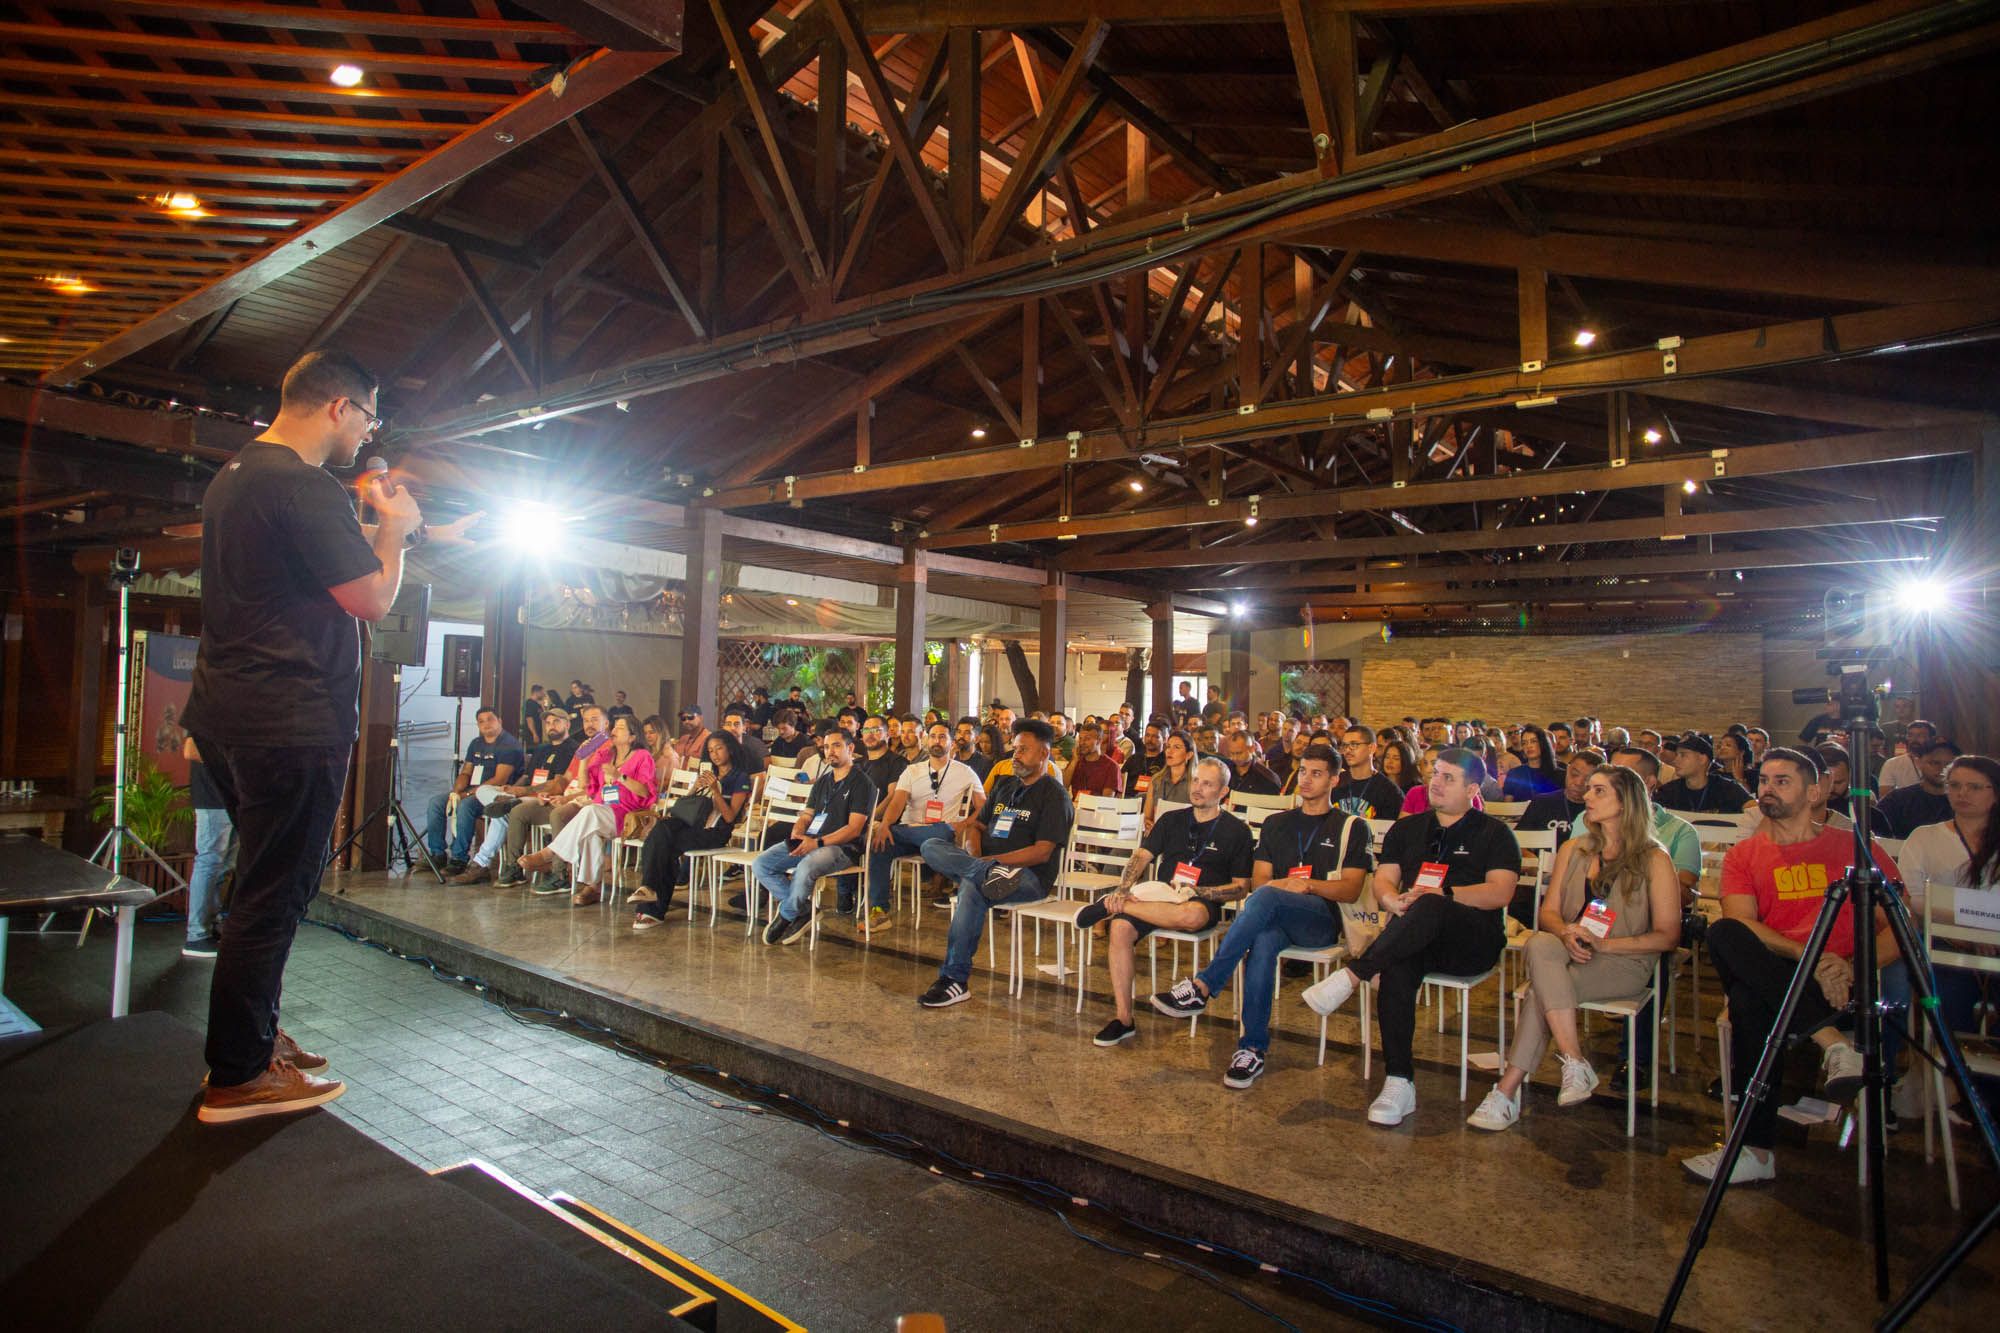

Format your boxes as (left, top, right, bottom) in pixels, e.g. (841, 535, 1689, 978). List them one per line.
(91, 757, 195, 893)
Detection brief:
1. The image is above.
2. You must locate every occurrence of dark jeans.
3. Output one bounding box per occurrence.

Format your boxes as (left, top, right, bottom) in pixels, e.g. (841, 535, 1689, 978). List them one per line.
(1347, 894, 1504, 1081)
(194, 736, 351, 1088)
(635, 816, 732, 918)
(1706, 916, 1840, 1150)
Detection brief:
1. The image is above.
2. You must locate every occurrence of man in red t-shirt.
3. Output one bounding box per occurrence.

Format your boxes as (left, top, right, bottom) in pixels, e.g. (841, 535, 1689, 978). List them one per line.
(1065, 720, 1125, 797)
(1684, 747, 1901, 1186)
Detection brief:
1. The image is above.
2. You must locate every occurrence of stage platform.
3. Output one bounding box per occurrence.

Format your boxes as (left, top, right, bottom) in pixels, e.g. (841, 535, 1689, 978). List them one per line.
(0, 1011, 801, 1332)
(311, 870, 1998, 1332)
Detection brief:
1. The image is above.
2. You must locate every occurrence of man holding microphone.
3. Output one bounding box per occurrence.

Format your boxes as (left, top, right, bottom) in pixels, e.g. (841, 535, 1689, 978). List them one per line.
(182, 350, 476, 1123)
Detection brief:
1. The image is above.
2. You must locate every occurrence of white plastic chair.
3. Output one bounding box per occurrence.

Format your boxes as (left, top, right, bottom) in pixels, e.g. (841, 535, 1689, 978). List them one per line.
(1575, 956, 1663, 1136)
(1485, 800, 1529, 825)
(1921, 878, 2000, 1209)
(680, 773, 766, 926)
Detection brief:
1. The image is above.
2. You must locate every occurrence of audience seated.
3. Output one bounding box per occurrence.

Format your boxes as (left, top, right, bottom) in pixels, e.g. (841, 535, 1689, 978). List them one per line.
(1876, 719, 1937, 796)
(629, 732, 753, 929)
(1150, 747, 1372, 1087)
(719, 705, 769, 774)
(916, 719, 1073, 1009)
(448, 707, 578, 886)
(752, 725, 876, 946)
(1503, 725, 1562, 800)
(1683, 747, 1898, 1183)
(863, 721, 983, 933)
(1399, 743, 1487, 815)
(1124, 722, 1166, 798)
(1081, 757, 1252, 1045)
(1655, 735, 1754, 814)
(1378, 739, 1418, 795)
(1065, 720, 1125, 797)
(1224, 732, 1283, 796)
(768, 712, 812, 762)
(1516, 749, 1604, 832)
(1468, 764, 1682, 1131)
(424, 707, 524, 875)
(1141, 729, 1198, 826)
(516, 715, 656, 907)
(1300, 750, 1521, 1127)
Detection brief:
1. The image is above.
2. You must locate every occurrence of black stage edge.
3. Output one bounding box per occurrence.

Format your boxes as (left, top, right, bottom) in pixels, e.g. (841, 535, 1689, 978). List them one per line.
(0, 1012, 694, 1332)
(310, 894, 1658, 1333)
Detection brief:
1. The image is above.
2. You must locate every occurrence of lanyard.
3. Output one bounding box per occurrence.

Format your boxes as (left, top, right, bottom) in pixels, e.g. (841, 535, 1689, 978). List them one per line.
(1184, 813, 1218, 864)
(928, 763, 944, 794)
(1297, 811, 1338, 870)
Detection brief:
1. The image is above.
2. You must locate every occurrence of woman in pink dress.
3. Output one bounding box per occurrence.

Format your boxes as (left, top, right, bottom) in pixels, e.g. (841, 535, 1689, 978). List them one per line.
(525, 715, 657, 906)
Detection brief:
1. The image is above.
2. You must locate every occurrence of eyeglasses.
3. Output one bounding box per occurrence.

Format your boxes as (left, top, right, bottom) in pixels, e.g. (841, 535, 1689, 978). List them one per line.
(340, 398, 385, 434)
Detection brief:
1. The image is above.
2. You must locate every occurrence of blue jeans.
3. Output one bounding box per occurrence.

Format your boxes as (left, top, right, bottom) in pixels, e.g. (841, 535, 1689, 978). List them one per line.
(752, 841, 858, 922)
(188, 806, 237, 942)
(1880, 960, 1984, 1073)
(867, 822, 956, 910)
(921, 840, 1048, 985)
(1196, 885, 1339, 1052)
(425, 790, 482, 861)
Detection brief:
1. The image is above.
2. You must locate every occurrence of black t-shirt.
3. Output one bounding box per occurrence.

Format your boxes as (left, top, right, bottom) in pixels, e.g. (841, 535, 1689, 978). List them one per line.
(1876, 785, 1952, 840)
(803, 766, 877, 850)
(606, 704, 636, 724)
(1331, 771, 1404, 820)
(1517, 792, 1585, 833)
(1254, 808, 1373, 881)
(521, 697, 543, 738)
(519, 738, 576, 786)
(1656, 775, 1752, 814)
(462, 731, 527, 785)
(1231, 762, 1283, 797)
(768, 732, 811, 760)
(964, 749, 995, 780)
(188, 758, 226, 810)
(858, 749, 908, 806)
(1122, 749, 1162, 793)
(1141, 807, 1254, 888)
(1379, 809, 1521, 948)
(733, 732, 769, 774)
(979, 771, 1073, 871)
(182, 442, 382, 746)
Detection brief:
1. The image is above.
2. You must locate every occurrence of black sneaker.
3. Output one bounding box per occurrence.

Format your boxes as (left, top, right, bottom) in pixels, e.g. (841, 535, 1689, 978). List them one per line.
(1093, 1019, 1137, 1047)
(983, 863, 1024, 895)
(1223, 1048, 1266, 1090)
(182, 935, 220, 959)
(762, 911, 794, 945)
(444, 859, 468, 877)
(919, 978, 971, 1008)
(1150, 978, 1208, 1018)
(727, 891, 749, 912)
(930, 889, 956, 909)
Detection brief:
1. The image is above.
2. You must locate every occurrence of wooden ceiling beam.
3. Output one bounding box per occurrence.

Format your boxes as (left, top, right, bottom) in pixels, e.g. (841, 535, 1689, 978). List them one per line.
(827, 0, 960, 269)
(855, 1, 1278, 26)
(0, 488, 109, 521)
(0, 93, 457, 139)
(0, 58, 515, 112)
(707, 0, 827, 285)
(0, 382, 249, 460)
(971, 17, 1109, 261)
(0, 123, 417, 163)
(0, 147, 391, 184)
(566, 116, 705, 337)
(0, 22, 546, 79)
(82, 1, 586, 44)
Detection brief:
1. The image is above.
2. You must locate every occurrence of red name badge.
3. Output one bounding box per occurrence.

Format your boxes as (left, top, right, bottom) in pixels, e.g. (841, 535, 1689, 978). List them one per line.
(925, 798, 945, 822)
(1580, 898, 1617, 939)
(1288, 864, 1313, 880)
(1136, 775, 1151, 793)
(1173, 861, 1200, 886)
(1415, 861, 1449, 892)
(531, 769, 548, 786)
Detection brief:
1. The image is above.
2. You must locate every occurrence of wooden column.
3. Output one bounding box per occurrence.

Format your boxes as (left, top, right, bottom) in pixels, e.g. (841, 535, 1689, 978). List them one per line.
(1039, 571, 1068, 716)
(942, 639, 967, 718)
(63, 575, 108, 855)
(948, 27, 982, 249)
(481, 570, 527, 733)
(1518, 266, 1548, 365)
(680, 507, 724, 721)
(340, 651, 398, 870)
(894, 548, 929, 717)
(1147, 600, 1175, 724)
(1227, 629, 1253, 713)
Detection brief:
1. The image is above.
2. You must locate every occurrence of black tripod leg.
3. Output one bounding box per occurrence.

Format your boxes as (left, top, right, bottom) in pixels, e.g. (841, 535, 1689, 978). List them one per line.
(391, 799, 447, 883)
(1873, 887, 2000, 1331)
(1655, 884, 1849, 1331)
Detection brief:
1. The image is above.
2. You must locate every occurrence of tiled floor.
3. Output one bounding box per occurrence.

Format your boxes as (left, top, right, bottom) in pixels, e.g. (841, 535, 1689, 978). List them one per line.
(4, 910, 1375, 1333)
(308, 869, 2000, 1332)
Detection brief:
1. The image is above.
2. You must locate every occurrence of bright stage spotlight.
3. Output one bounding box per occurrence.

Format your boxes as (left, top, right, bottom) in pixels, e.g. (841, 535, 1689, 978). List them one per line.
(1897, 575, 1950, 616)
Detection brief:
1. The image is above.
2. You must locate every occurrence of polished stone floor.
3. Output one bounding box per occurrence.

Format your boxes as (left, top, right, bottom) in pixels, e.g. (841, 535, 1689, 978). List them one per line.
(317, 867, 1999, 1332)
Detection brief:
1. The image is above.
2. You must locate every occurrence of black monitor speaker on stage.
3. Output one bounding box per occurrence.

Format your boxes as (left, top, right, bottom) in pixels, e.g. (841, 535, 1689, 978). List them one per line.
(441, 634, 483, 698)
(368, 583, 431, 667)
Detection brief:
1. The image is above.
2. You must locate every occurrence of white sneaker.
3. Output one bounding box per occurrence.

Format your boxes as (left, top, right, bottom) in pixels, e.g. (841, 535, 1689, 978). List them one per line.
(1302, 968, 1357, 1017)
(1682, 1146, 1776, 1184)
(1466, 1087, 1519, 1132)
(1821, 1041, 1864, 1102)
(1557, 1056, 1600, 1108)
(1366, 1076, 1417, 1126)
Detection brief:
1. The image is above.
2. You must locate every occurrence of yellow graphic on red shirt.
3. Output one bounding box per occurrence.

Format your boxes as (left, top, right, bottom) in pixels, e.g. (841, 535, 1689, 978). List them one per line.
(1772, 862, 1830, 900)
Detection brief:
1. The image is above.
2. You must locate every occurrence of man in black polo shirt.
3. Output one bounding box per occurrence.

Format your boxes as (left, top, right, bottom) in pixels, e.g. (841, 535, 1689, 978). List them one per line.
(1517, 749, 1602, 833)
(1303, 748, 1520, 1127)
(181, 349, 476, 1122)
(1154, 745, 1374, 1086)
(917, 719, 1074, 1008)
(1332, 725, 1403, 818)
(1225, 732, 1283, 797)
(719, 706, 769, 774)
(1080, 756, 1252, 1046)
(752, 728, 876, 946)
(1123, 721, 1166, 799)
(847, 715, 910, 914)
(423, 706, 525, 874)
(1655, 734, 1753, 814)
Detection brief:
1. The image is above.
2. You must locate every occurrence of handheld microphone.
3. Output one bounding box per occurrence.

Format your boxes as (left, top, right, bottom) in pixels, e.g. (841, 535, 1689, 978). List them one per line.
(363, 455, 399, 498)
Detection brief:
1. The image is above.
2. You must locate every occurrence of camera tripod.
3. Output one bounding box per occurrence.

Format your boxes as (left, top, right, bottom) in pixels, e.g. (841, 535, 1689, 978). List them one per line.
(325, 667, 444, 884)
(90, 554, 188, 891)
(1656, 666, 2000, 1329)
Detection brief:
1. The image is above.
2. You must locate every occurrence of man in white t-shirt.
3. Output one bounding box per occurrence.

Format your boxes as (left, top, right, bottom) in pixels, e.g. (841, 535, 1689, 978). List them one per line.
(864, 720, 983, 934)
(1874, 719, 1936, 797)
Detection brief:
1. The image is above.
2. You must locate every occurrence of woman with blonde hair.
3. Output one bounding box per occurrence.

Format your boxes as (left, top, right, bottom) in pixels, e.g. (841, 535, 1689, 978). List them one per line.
(1468, 763, 1681, 1130)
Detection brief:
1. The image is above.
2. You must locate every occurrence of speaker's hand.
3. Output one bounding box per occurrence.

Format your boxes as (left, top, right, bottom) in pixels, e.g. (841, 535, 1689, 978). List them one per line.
(427, 511, 484, 547)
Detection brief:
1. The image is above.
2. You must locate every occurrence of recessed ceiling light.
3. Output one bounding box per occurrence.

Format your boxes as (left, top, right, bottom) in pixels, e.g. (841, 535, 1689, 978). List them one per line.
(1682, 479, 1698, 494)
(1572, 328, 1597, 348)
(330, 64, 364, 87)
(1128, 479, 1143, 492)
(1642, 428, 1663, 445)
(970, 425, 987, 439)
(41, 273, 92, 294)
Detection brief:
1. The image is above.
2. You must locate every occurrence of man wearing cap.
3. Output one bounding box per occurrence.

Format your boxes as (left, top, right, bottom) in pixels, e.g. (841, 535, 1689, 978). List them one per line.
(1655, 734, 1755, 814)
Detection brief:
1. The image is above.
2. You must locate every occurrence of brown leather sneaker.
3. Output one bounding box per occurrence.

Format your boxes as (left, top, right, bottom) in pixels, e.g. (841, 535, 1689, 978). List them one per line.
(272, 1027, 328, 1072)
(448, 862, 491, 885)
(198, 1057, 344, 1124)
